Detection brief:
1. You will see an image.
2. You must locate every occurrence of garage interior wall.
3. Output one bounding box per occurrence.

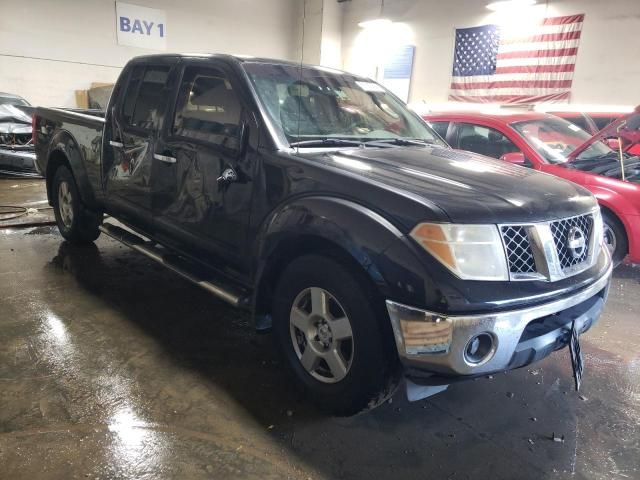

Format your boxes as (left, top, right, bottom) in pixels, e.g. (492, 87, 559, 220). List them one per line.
(2, 0, 639, 108)
(340, 0, 640, 105)
(0, 0, 300, 107)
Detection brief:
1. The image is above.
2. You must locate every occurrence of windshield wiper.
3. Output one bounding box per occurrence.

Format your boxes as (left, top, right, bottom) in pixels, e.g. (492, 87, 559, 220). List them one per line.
(363, 138, 433, 147)
(289, 138, 364, 148)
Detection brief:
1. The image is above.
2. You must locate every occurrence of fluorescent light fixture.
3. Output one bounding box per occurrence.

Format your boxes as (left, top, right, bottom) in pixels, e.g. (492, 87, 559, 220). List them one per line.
(358, 18, 392, 28)
(486, 0, 536, 11)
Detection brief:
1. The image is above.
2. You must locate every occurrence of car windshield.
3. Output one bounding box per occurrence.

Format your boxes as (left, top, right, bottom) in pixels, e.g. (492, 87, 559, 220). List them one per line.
(512, 117, 614, 164)
(242, 62, 445, 148)
(0, 95, 30, 107)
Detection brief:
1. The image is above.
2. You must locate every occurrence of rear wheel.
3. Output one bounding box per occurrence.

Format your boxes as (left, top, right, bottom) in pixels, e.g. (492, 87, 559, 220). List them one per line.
(273, 254, 399, 415)
(602, 211, 627, 266)
(52, 166, 102, 244)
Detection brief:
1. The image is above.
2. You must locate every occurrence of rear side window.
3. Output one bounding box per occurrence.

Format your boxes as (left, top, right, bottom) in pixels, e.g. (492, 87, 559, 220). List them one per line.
(455, 123, 519, 159)
(172, 66, 242, 150)
(428, 121, 450, 140)
(121, 65, 170, 130)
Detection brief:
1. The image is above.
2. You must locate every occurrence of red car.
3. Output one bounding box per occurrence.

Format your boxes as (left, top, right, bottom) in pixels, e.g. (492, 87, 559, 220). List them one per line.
(424, 110, 640, 265)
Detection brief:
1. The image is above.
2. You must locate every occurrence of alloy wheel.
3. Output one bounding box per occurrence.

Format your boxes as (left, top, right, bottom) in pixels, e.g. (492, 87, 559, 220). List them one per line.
(603, 223, 617, 256)
(289, 287, 354, 384)
(58, 181, 74, 228)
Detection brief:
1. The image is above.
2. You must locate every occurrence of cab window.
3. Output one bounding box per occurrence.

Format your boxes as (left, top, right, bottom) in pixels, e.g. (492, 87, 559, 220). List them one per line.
(122, 65, 171, 130)
(455, 123, 520, 159)
(172, 66, 242, 151)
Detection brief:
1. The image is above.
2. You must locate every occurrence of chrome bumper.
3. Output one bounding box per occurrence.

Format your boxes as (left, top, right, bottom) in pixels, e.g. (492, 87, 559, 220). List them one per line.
(386, 263, 612, 377)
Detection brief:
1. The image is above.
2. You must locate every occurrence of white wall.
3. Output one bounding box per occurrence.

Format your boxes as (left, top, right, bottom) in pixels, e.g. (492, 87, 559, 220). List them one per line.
(291, 0, 343, 68)
(0, 0, 300, 107)
(319, 0, 343, 69)
(4, 0, 637, 107)
(341, 0, 640, 105)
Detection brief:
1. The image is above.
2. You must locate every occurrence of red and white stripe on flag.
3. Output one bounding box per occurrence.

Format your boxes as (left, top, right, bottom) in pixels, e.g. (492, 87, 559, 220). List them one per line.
(449, 14, 585, 104)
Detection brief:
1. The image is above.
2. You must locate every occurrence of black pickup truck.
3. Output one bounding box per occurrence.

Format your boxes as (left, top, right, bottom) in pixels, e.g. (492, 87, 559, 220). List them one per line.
(35, 54, 612, 415)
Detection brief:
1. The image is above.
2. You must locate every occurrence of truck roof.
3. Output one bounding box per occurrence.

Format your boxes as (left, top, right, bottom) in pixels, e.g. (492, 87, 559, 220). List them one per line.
(127, 53, 360, 77)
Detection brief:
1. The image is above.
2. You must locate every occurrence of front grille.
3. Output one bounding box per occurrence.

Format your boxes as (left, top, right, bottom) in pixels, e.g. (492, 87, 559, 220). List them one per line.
(500, 225, 536, 274)
(550, 214, 593, 269)
(0, 133, 32, 146)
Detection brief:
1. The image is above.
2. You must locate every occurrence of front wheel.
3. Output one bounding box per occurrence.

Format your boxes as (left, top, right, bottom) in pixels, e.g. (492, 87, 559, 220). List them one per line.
(52, 166, 102, 244)
(602, 211, 627, 267)
(273, 254, 399, 416)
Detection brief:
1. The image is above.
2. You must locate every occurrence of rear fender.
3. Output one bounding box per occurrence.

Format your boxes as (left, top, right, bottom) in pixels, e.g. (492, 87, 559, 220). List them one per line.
(46, 130, 98, 209)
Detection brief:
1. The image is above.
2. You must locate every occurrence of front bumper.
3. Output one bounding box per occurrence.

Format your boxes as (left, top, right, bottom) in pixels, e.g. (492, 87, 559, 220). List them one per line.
(0, 146, 40, 176)
(386, 262, 612, 380)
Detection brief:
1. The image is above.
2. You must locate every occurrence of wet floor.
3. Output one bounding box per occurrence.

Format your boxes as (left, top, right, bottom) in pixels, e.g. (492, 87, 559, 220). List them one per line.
(1, 179, 639, 479)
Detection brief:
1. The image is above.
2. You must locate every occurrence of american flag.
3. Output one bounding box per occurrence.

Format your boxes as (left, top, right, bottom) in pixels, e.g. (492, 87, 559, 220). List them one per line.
(449, 14, 585, 104)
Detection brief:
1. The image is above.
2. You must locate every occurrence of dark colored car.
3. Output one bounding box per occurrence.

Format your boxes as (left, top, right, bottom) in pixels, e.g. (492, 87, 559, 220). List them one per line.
(0, 92, 30, 108)
(425, 110, 640, 266)
(35, 54, 612, 414)
(0, 92, 38, 176)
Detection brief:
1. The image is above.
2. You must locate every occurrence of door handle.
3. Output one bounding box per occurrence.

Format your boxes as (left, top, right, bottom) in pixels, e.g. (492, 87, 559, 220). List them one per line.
(109, 140, 124, 148)
(154, 153, 177, 164)
(217, 167, 238, 184)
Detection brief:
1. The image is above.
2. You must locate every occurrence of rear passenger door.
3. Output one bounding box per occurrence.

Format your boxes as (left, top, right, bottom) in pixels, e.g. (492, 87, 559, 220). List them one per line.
(152, 60, 254, 274)
(103, 60, 177, 229)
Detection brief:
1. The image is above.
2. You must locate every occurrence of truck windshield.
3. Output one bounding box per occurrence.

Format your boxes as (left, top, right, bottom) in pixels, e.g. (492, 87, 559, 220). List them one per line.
(511, 117, 614, 164)
(242, 62, 445, 148)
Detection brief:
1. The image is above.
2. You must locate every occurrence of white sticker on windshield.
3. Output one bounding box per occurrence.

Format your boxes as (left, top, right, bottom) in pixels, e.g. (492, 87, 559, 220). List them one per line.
(568, 124, 581, 132)
(355, 81, 386, 92)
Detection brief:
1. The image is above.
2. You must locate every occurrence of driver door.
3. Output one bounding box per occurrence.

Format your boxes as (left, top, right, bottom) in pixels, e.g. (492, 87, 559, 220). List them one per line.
(152, 60, 255, 275)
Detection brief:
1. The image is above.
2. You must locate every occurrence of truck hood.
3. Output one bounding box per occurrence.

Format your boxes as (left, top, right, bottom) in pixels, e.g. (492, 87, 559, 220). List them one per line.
(0, 104, 33, 138)
(303, 145, 596, 224)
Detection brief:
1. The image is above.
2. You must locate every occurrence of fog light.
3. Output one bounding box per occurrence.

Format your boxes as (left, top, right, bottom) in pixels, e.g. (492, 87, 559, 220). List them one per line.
(464, 333, 494, 364)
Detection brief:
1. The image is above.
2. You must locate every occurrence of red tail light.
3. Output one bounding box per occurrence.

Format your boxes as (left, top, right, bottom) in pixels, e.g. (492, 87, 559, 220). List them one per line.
(31, 113, 36, 145)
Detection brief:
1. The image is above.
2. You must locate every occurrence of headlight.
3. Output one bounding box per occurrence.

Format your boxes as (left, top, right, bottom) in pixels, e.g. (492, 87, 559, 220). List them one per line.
(410, 223, 509, 281)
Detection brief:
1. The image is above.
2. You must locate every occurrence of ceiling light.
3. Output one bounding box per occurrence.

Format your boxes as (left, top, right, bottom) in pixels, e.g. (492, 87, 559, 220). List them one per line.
(358, 18, 392, 29)
(486, 0, 536, 11)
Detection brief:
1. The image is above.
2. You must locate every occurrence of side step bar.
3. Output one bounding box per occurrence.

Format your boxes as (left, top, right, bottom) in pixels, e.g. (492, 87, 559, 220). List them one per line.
(99, 223, 248, 308)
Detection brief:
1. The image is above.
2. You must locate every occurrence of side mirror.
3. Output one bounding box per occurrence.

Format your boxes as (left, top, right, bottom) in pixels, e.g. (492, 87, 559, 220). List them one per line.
(500, 151, 526, 165)
(605, 138, 620, 150)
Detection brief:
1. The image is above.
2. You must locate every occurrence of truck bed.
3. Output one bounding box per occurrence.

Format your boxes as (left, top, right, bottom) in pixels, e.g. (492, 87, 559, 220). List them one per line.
(34, 107, 106, 207)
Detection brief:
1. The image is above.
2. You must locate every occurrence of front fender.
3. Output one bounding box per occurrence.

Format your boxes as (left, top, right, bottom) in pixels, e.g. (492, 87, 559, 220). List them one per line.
(255, 196, 412, 300)
(589, 184, 640, 217)
(46, 130, 99, 209)
(588, 185, 640, 261)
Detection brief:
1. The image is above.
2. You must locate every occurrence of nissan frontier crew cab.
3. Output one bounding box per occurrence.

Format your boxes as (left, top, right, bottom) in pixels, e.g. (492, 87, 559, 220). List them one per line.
(34, 54, 612, 415)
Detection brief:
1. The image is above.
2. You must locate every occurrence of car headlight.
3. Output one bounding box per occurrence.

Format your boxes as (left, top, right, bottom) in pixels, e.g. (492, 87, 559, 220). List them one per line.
(410, 223, 509, 281)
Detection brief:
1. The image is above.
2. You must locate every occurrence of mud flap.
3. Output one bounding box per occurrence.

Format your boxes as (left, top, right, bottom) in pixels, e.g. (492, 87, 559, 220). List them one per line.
(405, 379, 448, 402)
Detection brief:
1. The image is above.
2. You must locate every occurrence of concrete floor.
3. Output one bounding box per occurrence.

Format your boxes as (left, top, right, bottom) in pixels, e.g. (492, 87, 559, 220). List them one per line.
(1, 178, 639, 480)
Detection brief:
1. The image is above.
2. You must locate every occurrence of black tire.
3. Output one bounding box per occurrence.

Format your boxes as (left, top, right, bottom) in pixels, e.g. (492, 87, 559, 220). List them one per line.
(52, 166, 102, 244)
(273, 254, 399, 416)
(602, 211, 627, 267)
